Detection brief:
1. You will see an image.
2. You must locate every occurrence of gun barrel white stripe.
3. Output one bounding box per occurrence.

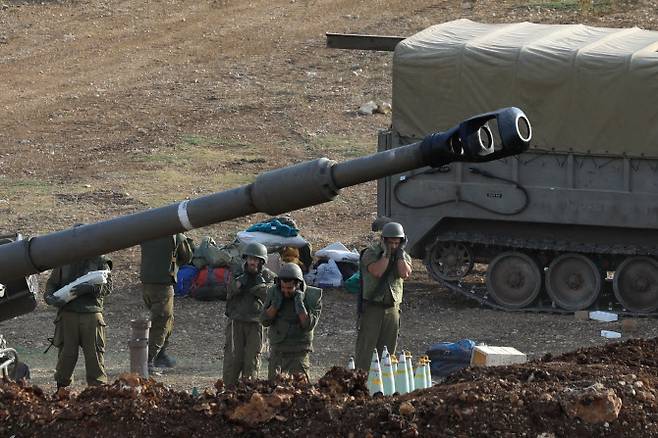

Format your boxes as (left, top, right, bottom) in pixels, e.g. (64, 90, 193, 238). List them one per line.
(177, 200, 193, 230)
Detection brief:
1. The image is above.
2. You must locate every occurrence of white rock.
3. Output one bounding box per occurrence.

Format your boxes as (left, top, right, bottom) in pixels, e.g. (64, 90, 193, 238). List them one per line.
(358, 101, 378, 115)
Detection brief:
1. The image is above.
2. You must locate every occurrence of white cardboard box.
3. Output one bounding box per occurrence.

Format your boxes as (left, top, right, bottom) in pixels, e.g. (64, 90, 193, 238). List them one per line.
(470, 346, 527, 367)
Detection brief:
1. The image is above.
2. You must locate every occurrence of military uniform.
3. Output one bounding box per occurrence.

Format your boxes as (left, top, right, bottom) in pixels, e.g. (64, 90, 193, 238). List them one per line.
(260, 283, 322, 381)
(140, 233, 192, 364)
(45, 255, 112, 387)
(222, 267, 275, 385)
(354, 240, 412, 370)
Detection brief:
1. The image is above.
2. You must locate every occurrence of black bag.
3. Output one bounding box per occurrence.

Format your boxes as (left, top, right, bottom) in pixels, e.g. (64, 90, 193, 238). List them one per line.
(426, 339, 476, 377)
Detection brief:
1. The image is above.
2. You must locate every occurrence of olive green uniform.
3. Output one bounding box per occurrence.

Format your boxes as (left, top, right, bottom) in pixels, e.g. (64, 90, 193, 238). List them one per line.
(354, 241, 412, 370)
(260, 284, 322, 381)
(45, 256, 112, 387)
(222, 267, 275, 385)
(140, 234, 192, 362)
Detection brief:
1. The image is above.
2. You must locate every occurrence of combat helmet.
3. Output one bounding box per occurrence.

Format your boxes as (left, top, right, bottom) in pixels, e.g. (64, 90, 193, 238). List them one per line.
(381, 222, 406, 240)
(278, 262, 304, 283)
(242, 242, 268, 263)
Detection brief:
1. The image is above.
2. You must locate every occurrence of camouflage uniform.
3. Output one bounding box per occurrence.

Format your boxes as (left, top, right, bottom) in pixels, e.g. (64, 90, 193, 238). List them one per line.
(260, 283, 322, 381)
(45, 255, 112, 387)
(222, 266, 275, 385)
(354, 240, 412, 370)
(140, 234, 192, 364)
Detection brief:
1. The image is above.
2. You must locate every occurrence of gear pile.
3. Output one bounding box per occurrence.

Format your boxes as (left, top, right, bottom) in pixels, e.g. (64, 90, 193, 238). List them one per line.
(2, 338, 658, 437)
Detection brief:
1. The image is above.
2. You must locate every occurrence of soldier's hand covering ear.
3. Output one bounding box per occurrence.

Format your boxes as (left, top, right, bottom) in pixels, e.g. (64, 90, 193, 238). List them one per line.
(45, 294, 66, 308)
(381, 238, 391, 258)
(394, 246, 405, 260)
(293, 289, 307, 315)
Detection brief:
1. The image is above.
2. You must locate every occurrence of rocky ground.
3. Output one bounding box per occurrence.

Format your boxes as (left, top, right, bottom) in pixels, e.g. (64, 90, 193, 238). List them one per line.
(2, 337, 658, 437)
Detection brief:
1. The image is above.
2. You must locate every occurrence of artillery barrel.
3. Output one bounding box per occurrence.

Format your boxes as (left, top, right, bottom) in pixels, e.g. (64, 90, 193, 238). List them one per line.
(0, 107, 530, 281)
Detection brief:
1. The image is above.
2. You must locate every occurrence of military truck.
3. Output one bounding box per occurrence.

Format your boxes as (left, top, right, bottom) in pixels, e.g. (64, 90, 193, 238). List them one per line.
(0, 108, 530, 379)
(374, 19, 658, 314)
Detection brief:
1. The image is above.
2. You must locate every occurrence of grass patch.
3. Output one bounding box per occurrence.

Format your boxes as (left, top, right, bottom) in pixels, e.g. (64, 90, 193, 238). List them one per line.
(180, 134, 252, 149)
(1, 132, 375, 229)
(307, 135, 373, 159)
(116, 132, 272, 209)
(181, 134, 205, 146)
(113, 168, 255, 207)
(3, 178, 53, 196)
(0, 177, 96, 230)
(112, 132, 374, 210)
(519, 0, 612, 13)
(535, 0, 580, 10)
(1, 178, 57, 215)
(131, 134, 262, 167)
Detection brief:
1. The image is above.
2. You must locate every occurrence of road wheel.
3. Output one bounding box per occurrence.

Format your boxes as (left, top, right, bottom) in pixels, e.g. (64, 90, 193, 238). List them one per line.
(545, 253, 601, 311)
(613, 256, 658, 313)
(425, 241, 474, 282)
(486, 251, 542, 309)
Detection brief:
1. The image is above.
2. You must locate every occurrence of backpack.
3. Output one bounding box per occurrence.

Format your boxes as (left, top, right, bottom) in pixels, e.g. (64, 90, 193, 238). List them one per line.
(191, 237, 234, 269)
(175, 264, 199, 297)
(190, 266, 232, 301)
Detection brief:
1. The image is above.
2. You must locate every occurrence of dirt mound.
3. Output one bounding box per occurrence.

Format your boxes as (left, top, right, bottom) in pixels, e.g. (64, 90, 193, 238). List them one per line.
(543, 337, 658, 369)
(2, 338, 658, 437)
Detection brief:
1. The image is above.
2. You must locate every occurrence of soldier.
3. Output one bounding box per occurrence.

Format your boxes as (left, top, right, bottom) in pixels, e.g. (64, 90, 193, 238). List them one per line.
(260, 262, 322, 382)
(354, 222, 412, 370)
(44, 248, 112, 389)
(222, 242, 275, 385)
(140, 234, 192, 370)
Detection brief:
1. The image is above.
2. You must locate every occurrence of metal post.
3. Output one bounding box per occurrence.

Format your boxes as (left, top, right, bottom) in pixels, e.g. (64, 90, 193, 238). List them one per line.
(129, 319, 151, 378)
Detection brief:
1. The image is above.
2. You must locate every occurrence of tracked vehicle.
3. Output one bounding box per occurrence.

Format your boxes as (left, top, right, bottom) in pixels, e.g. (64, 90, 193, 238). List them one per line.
(374, 20, 658, 314)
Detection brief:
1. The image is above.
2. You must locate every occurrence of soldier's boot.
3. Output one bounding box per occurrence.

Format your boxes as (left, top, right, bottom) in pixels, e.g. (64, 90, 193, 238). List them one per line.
(55, 383, 71, 398)
(153, 350, 177, 368)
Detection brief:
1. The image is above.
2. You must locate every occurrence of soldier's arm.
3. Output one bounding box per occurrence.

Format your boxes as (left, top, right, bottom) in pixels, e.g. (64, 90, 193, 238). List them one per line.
(365, 247, 389, 278)
(44, 267, 62, 297)
(98, 258, 113, 297)
(252, 272, 275, 302)
(260, 288, 276, 326)
(396, 253, 412, 279)
(263, 304, 278, 321)
(75, 258, 112, 297)
(175, 234, 193, 265)
(248, 281, 270, 302)
(100, 273, 113, 297)
(226, 275, 244, 299)
(297, 302, 309, 327)
(303, 297, 322, 332)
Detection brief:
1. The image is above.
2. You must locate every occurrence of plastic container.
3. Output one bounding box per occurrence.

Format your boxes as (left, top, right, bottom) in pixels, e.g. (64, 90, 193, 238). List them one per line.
(600, 330, 622, 339)
(589, 311, 618, 322)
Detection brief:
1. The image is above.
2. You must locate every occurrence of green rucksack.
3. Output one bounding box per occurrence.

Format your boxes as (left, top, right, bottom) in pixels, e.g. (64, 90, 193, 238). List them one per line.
(192, 237, 234, 269)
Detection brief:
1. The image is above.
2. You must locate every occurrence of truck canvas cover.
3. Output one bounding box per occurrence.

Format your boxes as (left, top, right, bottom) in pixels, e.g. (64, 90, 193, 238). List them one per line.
(392, 19, 658, 158)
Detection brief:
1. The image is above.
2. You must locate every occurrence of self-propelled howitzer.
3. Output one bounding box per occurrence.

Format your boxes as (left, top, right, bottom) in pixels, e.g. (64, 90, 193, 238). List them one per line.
(0, 107, 530, 324)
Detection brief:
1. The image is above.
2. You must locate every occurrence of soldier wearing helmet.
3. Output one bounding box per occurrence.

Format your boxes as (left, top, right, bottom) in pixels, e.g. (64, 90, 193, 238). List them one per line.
(260, 262, 322, 382)
(222, 242, 275, 385)
(354, 222, 412, 370)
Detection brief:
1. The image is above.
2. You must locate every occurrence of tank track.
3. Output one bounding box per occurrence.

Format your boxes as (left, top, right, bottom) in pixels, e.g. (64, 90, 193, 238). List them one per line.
(433, 231, 658, 257)
(426, 232, 658, 317)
